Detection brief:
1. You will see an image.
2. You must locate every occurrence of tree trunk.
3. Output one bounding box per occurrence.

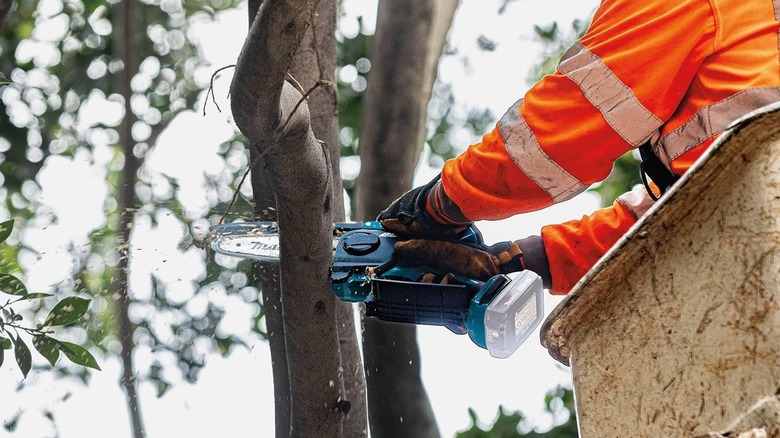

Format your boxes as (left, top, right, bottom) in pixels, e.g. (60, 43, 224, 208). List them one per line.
(111, 1, 145, 438)
(357, 1, 457, 437)
(0, 0, 11, 33)
(231, 1, 350, 436)
(250, 145, 290, 438)
(245, 3, 291, 437)
(288, 1, 368, 434)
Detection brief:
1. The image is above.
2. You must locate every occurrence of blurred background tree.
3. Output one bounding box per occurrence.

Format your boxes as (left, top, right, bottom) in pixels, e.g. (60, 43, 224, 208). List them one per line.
(0, 0, 257, 435)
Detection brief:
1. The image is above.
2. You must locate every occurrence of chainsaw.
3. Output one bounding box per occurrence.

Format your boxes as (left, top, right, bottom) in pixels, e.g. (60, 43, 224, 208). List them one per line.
(208, 221, 544, 358)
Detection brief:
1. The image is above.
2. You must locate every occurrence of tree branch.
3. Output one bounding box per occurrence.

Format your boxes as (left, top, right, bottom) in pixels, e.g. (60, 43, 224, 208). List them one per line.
(231, 0, 318, 140)
(231, 1, 347, 436)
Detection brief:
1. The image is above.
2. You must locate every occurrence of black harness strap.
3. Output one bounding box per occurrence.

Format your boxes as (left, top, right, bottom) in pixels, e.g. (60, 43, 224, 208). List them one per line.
(638, 141, 679, 201)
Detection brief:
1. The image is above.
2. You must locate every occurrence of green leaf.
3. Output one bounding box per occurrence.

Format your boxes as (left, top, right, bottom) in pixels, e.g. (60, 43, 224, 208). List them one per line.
(24, 293, 53, 299)
(83, 0, 104, 14)
(33, 335, 60, 367)
(0, 220, 13, 244)
(0, 78, 11, 86)
(0, 337, 10, 349)
(15, 21, 33, 39)
(59, 341, 101, 371)
(44, 297, 90, 326)
(154, 379, 170, 397)
(14, 335, 31, 378)
(0, 345, 3, 368)
(4, 411, 19, 432)
(0, 274, 27, 297)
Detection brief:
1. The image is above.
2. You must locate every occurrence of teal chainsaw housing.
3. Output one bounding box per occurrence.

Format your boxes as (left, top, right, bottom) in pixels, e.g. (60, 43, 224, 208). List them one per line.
(329, 221, 544, 357)
(208, 220, 544, 358)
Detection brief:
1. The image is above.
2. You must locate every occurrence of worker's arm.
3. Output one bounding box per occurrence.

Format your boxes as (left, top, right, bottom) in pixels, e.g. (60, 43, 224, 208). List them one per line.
(392, 185, 653, 294)
(536, 186, 653, 294)
(380, 0, 716, 293)
(438, 0, 715, 221)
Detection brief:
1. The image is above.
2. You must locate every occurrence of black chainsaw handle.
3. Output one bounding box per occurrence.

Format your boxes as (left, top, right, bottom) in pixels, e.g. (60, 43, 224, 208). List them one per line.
(365, 278, 482, 335)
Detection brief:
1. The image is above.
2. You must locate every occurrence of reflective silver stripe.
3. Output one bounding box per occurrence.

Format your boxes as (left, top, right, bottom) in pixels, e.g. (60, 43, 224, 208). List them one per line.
(658, 87, 780, 162)
(498, 99, 587, 202)
(559, 43, 582, 64)
(616, 185, 655, 219)
(558, 43, 663, 147)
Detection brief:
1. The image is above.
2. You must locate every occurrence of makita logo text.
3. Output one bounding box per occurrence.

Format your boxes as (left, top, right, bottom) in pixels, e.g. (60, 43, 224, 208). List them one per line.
(250, 241, 280, 251)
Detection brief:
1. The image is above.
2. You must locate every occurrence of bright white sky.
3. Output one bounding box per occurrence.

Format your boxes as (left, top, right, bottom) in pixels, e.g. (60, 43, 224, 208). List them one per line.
(0, 0, 603, 437)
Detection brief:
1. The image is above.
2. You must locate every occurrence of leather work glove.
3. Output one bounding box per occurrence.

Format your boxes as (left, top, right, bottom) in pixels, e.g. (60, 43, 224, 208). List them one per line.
(378, 175, 471, 238)
(394, 239, 526, 282)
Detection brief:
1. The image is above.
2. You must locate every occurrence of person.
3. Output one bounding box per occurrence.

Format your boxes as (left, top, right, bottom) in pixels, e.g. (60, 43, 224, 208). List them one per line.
(377, 0, 780, 295)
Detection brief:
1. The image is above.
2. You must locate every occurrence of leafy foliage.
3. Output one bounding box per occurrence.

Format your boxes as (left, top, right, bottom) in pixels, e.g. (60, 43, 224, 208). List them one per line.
(527, 21, 589, 85)
(455, 385, 578, 438)
(336, 12, 372, 203)
(0, 0, 258, 408)
(590, 152, 643, 206)
(0, 220, 98, 378)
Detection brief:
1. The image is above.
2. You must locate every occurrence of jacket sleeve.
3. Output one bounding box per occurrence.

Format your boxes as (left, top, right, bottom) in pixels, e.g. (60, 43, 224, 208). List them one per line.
(424, 0, 716, 293)
(538, 196, 640, 294)
(437, 0, 715, 222)
(515, 185, 655, 294)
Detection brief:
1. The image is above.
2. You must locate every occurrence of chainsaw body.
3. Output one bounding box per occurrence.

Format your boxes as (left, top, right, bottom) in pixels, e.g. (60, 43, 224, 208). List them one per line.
(210, 221, 544, 358)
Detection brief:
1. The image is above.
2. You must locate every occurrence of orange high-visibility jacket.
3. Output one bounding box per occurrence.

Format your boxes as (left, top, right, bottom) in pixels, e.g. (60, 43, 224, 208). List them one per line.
(430, 0, 780, 294)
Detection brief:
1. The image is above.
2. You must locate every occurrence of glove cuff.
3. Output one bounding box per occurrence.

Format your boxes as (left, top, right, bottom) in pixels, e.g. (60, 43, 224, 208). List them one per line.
(414, 175, 466, 235)
(487, 241, 524, 274)
(488, 237, 552, 289)
(515, 235, 552, 289)
(378, 174, 470, 237)
(424, 178, 471, 227)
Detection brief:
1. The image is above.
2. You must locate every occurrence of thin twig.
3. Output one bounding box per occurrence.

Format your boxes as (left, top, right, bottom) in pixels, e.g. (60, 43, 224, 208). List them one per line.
(216, 76, 335, 227)
(318, 137, 332, 196)
(218, 150, 266, 226)
(310, 9, 326, 79)
(286, 72, 305, 95)
(203, 64, 236, 116)
(275, 79, 335, 140)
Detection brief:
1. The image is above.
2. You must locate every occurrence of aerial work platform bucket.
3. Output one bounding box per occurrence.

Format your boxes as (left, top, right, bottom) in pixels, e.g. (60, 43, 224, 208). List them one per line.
(541, 104, 780, 437)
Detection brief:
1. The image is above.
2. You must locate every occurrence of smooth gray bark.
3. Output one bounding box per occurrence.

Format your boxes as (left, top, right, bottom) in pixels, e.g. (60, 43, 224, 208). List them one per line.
(249, 147, 290, 438)
(287, 2, 367, 434)
(231, 1, 350, 436)
(245, 3, 291, 438)
(356, 1, 458, 437)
